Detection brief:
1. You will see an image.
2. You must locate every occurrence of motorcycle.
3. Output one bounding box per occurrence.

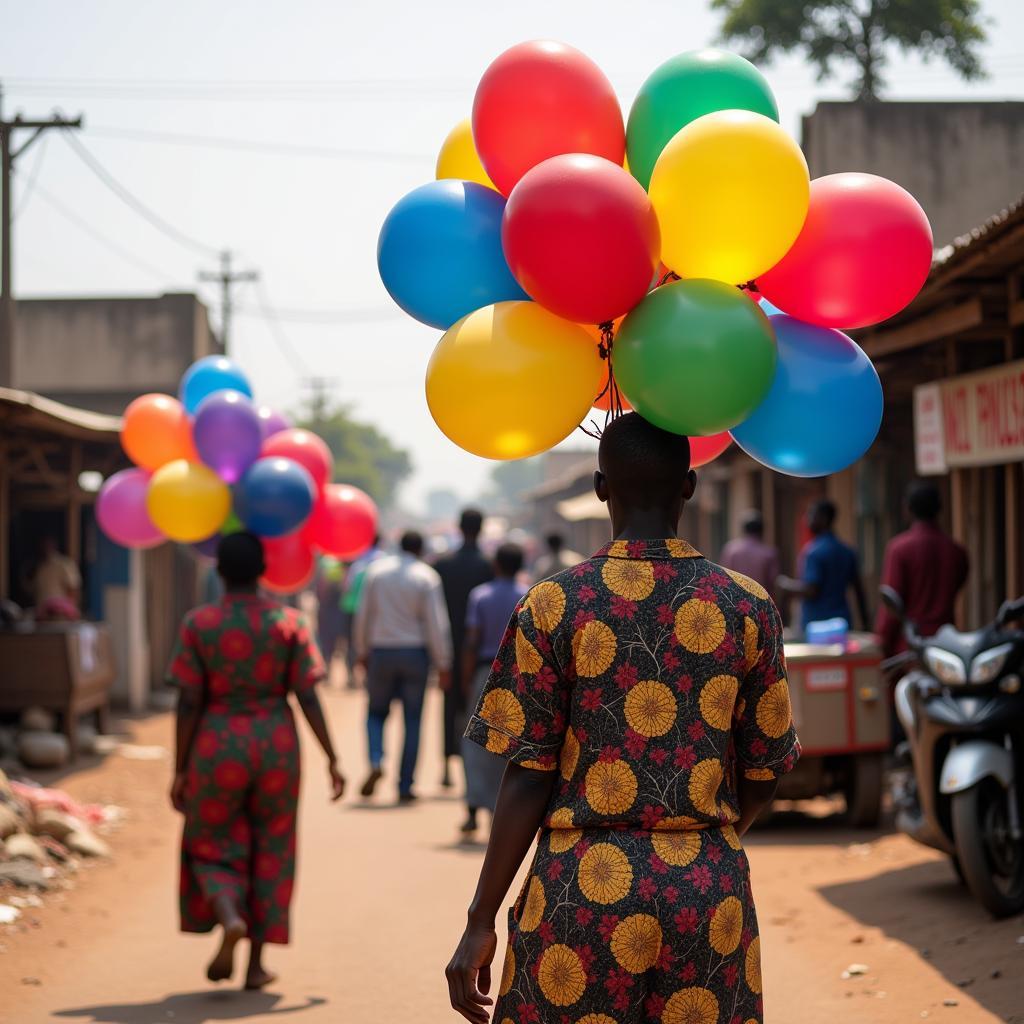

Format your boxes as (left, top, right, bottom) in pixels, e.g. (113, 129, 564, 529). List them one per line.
(880, 585, 1024, 917)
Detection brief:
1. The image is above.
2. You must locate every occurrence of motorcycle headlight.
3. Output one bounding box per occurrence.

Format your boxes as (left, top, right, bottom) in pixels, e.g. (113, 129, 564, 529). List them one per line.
(969, 643, 1014, 685)
(924, 647, 967, 686)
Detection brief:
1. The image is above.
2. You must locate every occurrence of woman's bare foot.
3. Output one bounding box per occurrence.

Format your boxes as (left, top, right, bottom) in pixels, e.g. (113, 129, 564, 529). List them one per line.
(206, 917, 246, 982)
(244, 966, 278, 990)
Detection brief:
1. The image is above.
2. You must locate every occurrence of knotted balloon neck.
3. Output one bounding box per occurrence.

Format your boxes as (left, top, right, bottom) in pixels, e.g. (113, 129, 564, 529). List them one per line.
(579, 320, 625, 440)
(740, 280, 760, 296)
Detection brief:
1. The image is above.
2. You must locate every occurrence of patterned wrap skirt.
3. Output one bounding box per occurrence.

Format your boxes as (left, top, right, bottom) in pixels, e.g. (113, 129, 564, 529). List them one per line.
(494, 825, 763, 1024)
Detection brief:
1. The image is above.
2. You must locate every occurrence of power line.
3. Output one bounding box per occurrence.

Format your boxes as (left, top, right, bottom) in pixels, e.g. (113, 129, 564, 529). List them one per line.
(85, 124, 427, 162)
(198, 250, 258, 354)
(11, 133, 48, 220)
(233, 303, 399, 325)
(252, 280, 314, 378)
(60, 130, 220, 257)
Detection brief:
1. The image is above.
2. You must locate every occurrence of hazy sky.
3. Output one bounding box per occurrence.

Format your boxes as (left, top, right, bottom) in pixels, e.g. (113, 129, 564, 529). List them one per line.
(3, 0, 1023, 508)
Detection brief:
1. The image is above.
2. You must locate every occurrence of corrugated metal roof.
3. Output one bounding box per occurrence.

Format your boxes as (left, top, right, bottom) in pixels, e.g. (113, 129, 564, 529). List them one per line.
(0, 387, 122, 439)
(933, 193, 1024, 269)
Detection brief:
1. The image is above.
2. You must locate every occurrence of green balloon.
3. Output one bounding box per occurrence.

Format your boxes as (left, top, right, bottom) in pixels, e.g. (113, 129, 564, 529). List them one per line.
(614, 279, 777, 436)
(627, 49, 779, 190)
(222, 510, 245, 535)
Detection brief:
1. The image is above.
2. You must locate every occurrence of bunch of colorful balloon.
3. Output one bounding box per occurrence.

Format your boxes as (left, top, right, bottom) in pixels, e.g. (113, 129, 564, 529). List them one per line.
(378, 42, 932, 476)
(94, 356, 378, 592)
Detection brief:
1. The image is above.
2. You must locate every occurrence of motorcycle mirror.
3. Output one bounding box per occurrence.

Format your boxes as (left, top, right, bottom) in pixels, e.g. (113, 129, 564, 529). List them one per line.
(879, 585, 905, 619)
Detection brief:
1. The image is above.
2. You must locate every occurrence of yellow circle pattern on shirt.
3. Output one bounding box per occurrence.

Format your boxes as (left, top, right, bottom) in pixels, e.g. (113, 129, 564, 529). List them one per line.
(500, 945, 515, 996)
(601, 559, 656, 602)
(527, 581, 566, 632)
(756, 679, 792, 738)
(652, 828, 702, 867)
(578, 842, 633, 904)
(624, 680, 677, 737)
(573, 619, 617, 677)
(577, 1017, 618, 1024)
(746, 935, 762, 993)
(688, 758, 724, 817)
(537, 944, 587, 1006)
(675, 599, 726, 654)
(585, 759, 638, 816)
(515, 628, 544, 674)
(743, 616, 760, 672)
(486, 729, 510, 754)
(481, 688, 525, 737)
(709, 895, 743, 955)
(519, 876, 546, 932)
(726, 568, 770, 602)
(560, 726, 581, 781)
(610, 913, 663, 973)
(663, 986, 719, 1024)
(699, 674, 739, 732)
(548, 806, 583, 853)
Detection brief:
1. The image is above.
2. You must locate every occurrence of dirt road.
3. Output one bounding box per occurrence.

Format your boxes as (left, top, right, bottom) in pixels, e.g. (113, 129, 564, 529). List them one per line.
(2, 687, 1022, 1023)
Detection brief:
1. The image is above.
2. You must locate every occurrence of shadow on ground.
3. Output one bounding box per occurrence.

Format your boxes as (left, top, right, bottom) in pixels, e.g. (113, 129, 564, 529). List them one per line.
(744, 800, 892, 848)
(820, 859, 1024, 1022)
(53, 991, 326, 1023)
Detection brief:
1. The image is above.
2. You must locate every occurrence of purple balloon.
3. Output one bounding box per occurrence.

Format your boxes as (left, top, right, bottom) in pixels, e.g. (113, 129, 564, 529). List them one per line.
(96, 469, 165, 549)
(193, 390, 263, 484)
(257, 405, 291, 442)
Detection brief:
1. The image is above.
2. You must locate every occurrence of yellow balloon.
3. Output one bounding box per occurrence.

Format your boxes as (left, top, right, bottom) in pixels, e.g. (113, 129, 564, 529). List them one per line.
(435, 118, 496, 191)
(426, 301, 603, 460)
(649, 110, 809, 283)
(146, 459, 231, 543)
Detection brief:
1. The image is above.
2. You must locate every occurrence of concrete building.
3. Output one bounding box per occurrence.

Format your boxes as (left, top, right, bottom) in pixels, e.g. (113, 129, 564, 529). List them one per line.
(13, 292, 217, 414)
(802, 102, 1024, 246)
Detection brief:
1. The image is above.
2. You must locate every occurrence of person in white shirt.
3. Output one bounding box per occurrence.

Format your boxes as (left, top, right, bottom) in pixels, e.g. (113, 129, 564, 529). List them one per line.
(354, 531, 452, 803)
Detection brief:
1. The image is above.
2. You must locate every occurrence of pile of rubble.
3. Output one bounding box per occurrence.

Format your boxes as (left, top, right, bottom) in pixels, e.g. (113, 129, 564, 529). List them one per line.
(0, 766, 116, 929)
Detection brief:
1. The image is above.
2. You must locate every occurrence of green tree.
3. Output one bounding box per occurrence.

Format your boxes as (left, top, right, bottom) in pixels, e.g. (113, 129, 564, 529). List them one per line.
(481, 457, 544, 509)
(712, 0, 987, 100)
(297, 402, 412, 509)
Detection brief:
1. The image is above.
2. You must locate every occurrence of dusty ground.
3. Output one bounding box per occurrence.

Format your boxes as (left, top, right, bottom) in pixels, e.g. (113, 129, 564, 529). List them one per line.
(2, 685, 1022, 1024)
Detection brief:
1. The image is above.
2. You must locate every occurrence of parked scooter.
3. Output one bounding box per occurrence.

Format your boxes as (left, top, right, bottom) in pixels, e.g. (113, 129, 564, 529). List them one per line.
(881, 585, 1024, 917)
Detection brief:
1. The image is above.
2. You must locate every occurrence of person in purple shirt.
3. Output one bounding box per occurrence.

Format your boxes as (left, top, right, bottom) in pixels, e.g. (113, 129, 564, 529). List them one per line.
(458, 543, 527, 838)
(719, 510, 780, 602)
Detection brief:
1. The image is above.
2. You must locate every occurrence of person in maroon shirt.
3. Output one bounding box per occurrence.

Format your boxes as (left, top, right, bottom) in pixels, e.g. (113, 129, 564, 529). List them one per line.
(875, 481, 969, 656)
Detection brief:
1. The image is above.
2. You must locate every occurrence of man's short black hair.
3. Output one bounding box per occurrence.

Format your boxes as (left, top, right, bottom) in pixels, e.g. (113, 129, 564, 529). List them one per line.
(906, 480, 941, 521)
(545, 532, 564, 553)
(598, 413, 691, 505)
(495, 543, 524, 578)
(459, 508, 484, 538)
(741, 510, 764, 536)
(400, 530, 424, 556)
(217, 532, 265, 587)
(810, 499, 837, 527)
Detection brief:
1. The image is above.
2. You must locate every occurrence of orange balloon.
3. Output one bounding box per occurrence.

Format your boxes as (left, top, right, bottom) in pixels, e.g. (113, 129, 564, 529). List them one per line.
(121, 394, 197, 471)
(581, 319, 632, 412)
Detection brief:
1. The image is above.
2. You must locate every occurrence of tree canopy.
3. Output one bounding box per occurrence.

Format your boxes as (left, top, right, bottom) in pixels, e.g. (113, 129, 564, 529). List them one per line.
(296, 402, 412, 509)
(481, 457, 544, 510)
(712, 0, 987, 100)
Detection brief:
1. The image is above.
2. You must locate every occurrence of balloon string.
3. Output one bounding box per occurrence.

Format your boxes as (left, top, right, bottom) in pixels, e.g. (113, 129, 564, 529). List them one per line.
(740, 280, 760, 295)
(657, 269, 680, 288)
(578, 320, 623, 440)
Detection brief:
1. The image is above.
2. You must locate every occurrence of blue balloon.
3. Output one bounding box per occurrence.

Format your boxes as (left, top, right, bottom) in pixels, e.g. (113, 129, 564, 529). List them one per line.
(730, 315, 883, 477)
(234, 457, 315, 538)
(377, 180, 528, 330)
(180, 356, 253, 414)
(757, 297, 784, 317)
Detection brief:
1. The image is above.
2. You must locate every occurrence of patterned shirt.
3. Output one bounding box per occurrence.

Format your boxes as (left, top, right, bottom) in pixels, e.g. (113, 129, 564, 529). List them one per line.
(167, 594, 325, 712)
(465, 539, 800, 832)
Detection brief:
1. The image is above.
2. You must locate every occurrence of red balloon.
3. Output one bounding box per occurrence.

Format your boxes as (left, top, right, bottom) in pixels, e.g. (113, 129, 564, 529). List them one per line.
(503, 155, 660, 323)
(261, 532, 316, 594)
(690, 432, 732, 469)
(472, 40, 625, 196)
(303, 484, 378, 560)
(759, 173, 932, 329)
(260, 429, 333, 491)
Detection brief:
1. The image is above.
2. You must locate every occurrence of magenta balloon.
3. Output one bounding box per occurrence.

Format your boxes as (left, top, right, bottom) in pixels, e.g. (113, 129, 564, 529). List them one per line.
(193, 390, 263, 484)
(96, 468, 165, 549)
(257, 405, 291, 442)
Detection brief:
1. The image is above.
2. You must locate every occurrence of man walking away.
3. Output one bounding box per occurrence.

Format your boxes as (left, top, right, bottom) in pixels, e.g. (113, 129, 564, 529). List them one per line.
(340, 535, 383, 689)
(459, 542, 527, 838)
(875, 480, 968, 656)
(779, 499, 869, 633)
(531, 532, 585, 583)
(720, 510, 780, 601)
(355, 531, 452, 803)
(435, 509, 493, 789)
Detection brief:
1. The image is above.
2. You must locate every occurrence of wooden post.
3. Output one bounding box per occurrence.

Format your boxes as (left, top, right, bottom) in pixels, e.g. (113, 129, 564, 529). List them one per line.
(67, 441, 81, 564)
(0, 437, 8, 601)
(1007, 463, 1020, 600)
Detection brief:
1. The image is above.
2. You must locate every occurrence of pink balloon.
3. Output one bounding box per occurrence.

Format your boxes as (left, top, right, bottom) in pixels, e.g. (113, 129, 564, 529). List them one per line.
(96, 468, 165, 549)
(303, 484, 378, 560)
(758, 173, 933, 330)
(260, 428, 333, 491)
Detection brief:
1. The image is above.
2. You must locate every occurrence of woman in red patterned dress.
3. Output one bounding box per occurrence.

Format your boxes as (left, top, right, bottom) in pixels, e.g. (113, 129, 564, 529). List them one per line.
(168, 532, 345, 988)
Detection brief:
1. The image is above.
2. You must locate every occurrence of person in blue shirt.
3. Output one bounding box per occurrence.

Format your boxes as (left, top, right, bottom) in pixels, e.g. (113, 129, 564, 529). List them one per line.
(780, 499, 869, 633)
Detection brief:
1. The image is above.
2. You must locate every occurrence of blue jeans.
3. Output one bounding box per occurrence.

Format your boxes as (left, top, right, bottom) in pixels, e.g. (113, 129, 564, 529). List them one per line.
(366, 647, 429, 795)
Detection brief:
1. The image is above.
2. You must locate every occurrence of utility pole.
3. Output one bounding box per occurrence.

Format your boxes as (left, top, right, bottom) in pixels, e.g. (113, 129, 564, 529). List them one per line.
(198, 249, 258, 355)
(0, 84, 83, 386)
(302, 375, 338, 428)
